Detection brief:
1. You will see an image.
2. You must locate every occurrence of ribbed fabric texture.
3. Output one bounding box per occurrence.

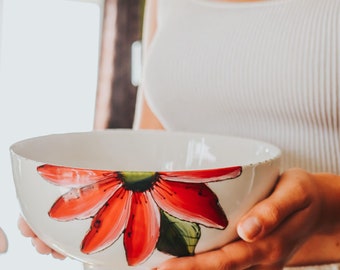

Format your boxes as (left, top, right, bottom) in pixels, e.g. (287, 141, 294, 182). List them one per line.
(142, 0, 340, 174)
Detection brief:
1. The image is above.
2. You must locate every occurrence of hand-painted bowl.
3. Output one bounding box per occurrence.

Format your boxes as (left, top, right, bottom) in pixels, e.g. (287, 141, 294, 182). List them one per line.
(10, 129, 281, 270)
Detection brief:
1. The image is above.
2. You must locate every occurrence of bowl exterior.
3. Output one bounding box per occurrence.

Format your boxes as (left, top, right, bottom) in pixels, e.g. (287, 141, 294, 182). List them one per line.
(10, 130, 281, 269)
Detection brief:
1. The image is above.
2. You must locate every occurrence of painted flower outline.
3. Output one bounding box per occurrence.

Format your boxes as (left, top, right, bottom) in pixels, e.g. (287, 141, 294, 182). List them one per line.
(37, 164, 242, 266)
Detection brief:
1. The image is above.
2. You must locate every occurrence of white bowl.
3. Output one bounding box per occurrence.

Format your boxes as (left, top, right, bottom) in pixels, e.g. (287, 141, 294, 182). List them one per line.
(10, 129, 281, 270)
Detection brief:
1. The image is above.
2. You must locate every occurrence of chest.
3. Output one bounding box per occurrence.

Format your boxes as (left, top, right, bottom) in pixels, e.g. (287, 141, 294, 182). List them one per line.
(144, 0, 340, 130)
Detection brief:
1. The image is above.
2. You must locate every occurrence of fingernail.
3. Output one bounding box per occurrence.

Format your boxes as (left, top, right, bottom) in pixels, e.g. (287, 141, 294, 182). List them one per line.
(237, 216, 262, 241)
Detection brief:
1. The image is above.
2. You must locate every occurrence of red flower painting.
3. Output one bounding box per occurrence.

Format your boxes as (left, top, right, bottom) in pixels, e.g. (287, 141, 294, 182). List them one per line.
(37, 164, 242, 266)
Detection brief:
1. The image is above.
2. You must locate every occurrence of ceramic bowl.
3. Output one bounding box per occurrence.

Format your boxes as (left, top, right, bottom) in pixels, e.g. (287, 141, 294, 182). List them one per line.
(10, 129, 281, 270)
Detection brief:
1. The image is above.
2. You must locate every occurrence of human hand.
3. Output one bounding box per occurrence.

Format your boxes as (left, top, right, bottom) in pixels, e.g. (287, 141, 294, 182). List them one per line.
(153, 168, 330, 270)
(17, 216, 66, 259)
(0, 226, 8, 254)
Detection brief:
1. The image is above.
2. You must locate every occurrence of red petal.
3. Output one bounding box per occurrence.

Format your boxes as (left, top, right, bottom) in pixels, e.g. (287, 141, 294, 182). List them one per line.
(81, 187, 132, 254)
(151, 179, 227, 229)
(49, 179, 122, 220)
(159, 166, 242, 183)
(37, 164, 119, 187)
(124, 191, 160, 266)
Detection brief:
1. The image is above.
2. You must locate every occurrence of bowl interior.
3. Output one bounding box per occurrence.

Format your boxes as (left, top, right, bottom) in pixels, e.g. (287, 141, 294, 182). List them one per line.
(10, 129, 280, 171)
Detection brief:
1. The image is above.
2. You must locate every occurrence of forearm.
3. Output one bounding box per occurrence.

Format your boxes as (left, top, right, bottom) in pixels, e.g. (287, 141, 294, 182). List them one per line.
(133, 90, 164, 130)
(133, 0, 162, 131)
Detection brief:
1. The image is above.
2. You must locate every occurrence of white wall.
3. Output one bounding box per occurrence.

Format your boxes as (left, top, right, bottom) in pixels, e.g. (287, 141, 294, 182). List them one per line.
(0, 0, 101, 269)
(0, 0, 3, 69)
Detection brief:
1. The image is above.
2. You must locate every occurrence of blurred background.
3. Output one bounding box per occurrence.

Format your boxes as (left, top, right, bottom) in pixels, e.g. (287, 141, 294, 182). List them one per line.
(0, 0, 145, 267)
(0, 0, 102, 268)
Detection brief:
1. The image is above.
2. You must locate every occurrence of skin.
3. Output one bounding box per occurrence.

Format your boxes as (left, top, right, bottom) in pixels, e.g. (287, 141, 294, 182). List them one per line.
(18, 0, 340, 269)
(151, 171, 340, 269)
(0, 227, 8, 254)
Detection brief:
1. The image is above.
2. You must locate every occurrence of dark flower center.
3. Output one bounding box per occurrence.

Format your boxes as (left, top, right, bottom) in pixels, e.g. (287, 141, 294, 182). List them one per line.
(120, 171, 157, 192)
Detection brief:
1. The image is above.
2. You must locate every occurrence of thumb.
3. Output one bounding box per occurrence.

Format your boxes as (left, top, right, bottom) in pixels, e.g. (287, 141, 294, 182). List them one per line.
(237, 169, 312, 242)
(0, 227, 8, 253)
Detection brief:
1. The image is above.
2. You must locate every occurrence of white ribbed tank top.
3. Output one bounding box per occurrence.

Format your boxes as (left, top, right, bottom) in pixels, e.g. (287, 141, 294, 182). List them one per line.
(142, 0, 340, 175)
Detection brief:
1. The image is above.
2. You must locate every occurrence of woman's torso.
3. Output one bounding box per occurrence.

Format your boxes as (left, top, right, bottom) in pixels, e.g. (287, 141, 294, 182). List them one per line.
(142, 0, 340, 172)
(142, 0, 340, 174)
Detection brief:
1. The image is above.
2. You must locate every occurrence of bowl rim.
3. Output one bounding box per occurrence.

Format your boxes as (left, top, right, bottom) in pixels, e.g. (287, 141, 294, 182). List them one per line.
(10, 128, 282, 171)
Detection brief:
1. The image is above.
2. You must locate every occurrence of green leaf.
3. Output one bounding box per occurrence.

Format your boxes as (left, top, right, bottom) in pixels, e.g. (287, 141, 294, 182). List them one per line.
(157, 210, 201, 257)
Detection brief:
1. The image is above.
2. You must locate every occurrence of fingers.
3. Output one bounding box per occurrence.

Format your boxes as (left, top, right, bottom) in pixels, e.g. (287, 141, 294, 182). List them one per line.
(154, 169, 323, 270)
(155, 240, 263, 270)
(237, 168, 315, 242)
(155, 238, 286, 270)
(0, 227, 8, 253)
(18, 215, 66, 260)
(18, 216, 35, 237)
(52, 250, 66, 260)
(246, 265, 284, 270)
(156, 204, 310, 270)
(31, 237, 66, 259)
(32, 237, 53, 255)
